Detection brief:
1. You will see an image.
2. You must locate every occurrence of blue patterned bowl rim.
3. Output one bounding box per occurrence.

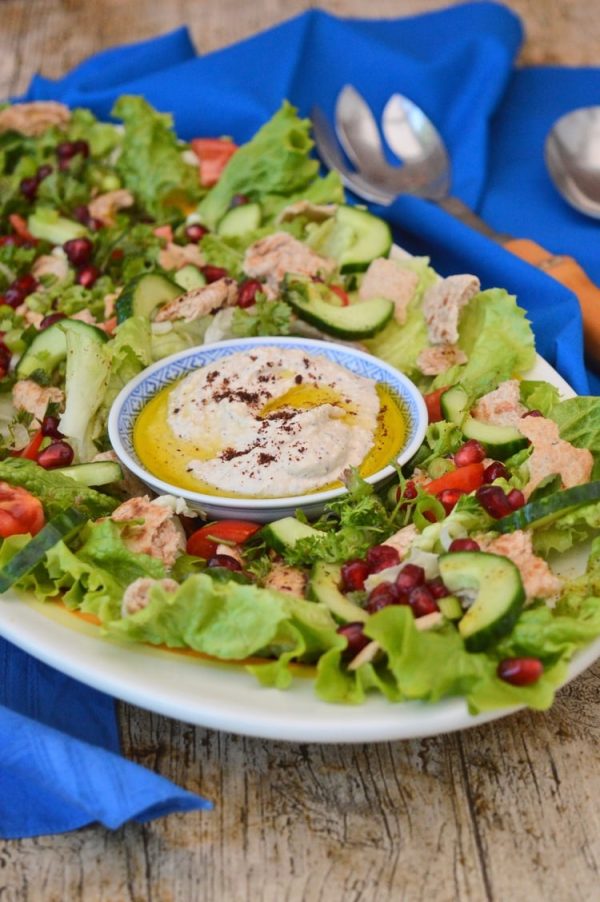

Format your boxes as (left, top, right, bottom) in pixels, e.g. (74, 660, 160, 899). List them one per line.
(108, 336, 428, 511)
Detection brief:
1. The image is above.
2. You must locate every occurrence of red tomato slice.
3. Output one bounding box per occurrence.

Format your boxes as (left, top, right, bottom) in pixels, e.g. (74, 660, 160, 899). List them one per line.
(191, 138, 238, 187)
(329, 284, 350, 306)
(425, 462, 485, 497)
(186, 519, 261, 559)
(0, 482, 45, 536)
(423, 387, 447, 423)
(19, 429, 44, 461)
(8, 213, 37, 244)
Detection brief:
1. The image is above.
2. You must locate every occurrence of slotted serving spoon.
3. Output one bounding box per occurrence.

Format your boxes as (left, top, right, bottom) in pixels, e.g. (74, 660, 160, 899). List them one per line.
(312, 85, 600, 362)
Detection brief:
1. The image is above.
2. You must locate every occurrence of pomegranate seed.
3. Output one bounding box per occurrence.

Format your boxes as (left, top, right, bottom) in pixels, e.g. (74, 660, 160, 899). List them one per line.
(13, 274, 37, 296)
(206, 553, 242, 571)
(57, 141, 77, 160)
(427, 576, 449, 599)
(76, 264, 101, 289)
(111, 248, 124, 261)
(341, 559, 370, 592)
(39, 312, 66, 329)
(72, 140, 90, 158)
(507, 488, 525, 511)
(41, 415, 63, 438)
(366, 582, 399, 613)
(337, 622, 370, 657)
(0, 352, 9, 378)
(64, 237, 93, 266)
(483, 461, 509, 484)
(20, 177, 39, 201)
(184, 223, 208, 243)
(0, 235, 21, 247)
(476, 485, 513, 519)
(454, 439, 486, 467)
(497, 657, 543, 686)
(448, 537, 480, 553)
(237, 279, 262, 308)
(230, 193, 250, 207)
(72, 205, 91, 224)
(87, 217, 104, 232)
(408, 585, 438, 617)
(366, 544, 400, 573)
(522, 409, 543, 418)
(37, 164, 53, 181)
(37, 440, 74, 469)
(437, 488, 465, 516)
(202, 264, 228, 283)
(3, 286, 25, 308)
(395, 563, 425, 592)
(396, 479, 417, 502)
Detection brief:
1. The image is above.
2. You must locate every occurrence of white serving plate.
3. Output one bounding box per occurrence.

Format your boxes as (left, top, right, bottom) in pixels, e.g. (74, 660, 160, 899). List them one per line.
(0, 355, 598, 743)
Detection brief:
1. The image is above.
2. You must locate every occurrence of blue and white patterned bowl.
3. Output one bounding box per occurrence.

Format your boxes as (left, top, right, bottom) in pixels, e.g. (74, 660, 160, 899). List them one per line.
(108, 337, 428, 522)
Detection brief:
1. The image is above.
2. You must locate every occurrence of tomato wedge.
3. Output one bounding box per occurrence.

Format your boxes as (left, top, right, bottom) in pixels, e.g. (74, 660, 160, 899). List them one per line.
(186, 519, 261, 559)
(8, 213, 37, 244)
(423, 387, 447, 423)
(0, 482, 45, 537)
(19, 429, 44, 461)
(329, 284, 350, 306)
(191, 138, 238, 187)
(425, 462, 485, 497)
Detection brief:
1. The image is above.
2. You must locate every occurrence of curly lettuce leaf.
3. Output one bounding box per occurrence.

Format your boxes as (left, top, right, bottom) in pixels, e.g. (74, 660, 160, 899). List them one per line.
(550, 396, 600, 478)
(112, 95, 201, 219)
(364, 257, 436, 375)
(0, 457, 118, 518)
(198, 102, 321, 229)
(432, 288, 536, 395)
(106, 573, 340, 668)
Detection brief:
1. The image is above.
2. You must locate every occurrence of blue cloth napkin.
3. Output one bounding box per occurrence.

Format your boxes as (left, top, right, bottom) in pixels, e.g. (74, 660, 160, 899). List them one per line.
(5, 0, 600, 838)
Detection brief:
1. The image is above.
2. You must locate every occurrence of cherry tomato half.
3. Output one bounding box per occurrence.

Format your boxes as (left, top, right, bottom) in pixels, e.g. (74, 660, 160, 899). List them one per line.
(190, 138, 238, 187)
(425, 462, 485, 497)
(19, 429, 44, 461)
(0, 482, 45, 537)
(329, 284, 350, 306)
(186, 519, 261, 559)
(423, 387, 447, 423)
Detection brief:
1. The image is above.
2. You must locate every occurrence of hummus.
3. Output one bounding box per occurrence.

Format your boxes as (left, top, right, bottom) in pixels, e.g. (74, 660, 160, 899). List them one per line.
(134, 347, 407, 498)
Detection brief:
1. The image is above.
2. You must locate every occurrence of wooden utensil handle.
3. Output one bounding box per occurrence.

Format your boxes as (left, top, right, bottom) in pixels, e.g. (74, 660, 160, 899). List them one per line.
(505, 238, 600, 365)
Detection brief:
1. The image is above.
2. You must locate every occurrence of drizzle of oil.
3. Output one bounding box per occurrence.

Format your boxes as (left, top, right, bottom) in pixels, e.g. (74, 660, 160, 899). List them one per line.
(134, 380, 407, 498)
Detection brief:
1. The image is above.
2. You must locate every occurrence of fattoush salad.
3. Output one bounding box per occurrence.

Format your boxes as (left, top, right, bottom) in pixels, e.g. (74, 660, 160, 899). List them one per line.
(0, 96, 599, 712)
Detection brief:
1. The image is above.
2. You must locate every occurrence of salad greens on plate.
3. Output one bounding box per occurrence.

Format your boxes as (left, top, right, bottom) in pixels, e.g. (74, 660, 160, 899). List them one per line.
(0, 94, 599, 717)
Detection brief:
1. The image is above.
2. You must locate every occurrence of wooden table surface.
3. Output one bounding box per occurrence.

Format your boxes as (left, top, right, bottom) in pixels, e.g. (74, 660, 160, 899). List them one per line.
(2, 1, 599, 899)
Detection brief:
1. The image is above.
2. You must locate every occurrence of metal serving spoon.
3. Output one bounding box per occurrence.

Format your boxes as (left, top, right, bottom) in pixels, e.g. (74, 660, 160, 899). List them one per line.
(545, 106, 600, 218)
(316, 85, 600, 362)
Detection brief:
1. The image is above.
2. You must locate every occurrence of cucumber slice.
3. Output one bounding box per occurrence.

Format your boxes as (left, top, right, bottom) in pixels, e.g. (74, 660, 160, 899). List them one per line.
(173, 264, 207, 292)
(116, 273, 181, 323)
(260, 516, 323, 554)
(438, 595, 463, 621)
(0, 508, 87, 594)
(217, 202, 262, 237)
(27, 209, 88, 245)
(441, 385, 528, 460)
(308, 562, 368, 623)
(335, 206, 392, 273)
(440, 385, 470, 425)
(53, 460, 123, 487)
(438, 551, 525, 652)
(495, 480, 600, 533)
(16, 319, 108, 380)
(284, 282, 394, 339)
